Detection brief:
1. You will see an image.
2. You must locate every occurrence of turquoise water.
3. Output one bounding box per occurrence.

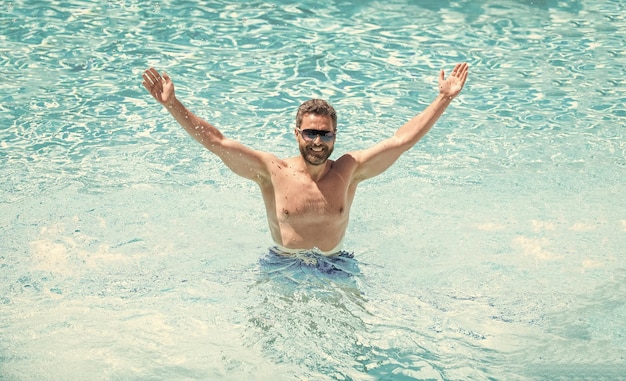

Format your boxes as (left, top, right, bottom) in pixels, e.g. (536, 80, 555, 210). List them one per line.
(1, 0, 625, 379)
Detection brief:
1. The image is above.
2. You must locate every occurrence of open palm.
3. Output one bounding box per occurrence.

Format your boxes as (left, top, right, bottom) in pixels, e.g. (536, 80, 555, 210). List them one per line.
(439, 62, 469, 99)
(142, 68, 175, 105)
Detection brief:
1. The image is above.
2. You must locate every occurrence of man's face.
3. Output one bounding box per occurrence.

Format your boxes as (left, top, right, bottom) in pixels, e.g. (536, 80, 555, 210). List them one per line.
(296, 113, 335, 166)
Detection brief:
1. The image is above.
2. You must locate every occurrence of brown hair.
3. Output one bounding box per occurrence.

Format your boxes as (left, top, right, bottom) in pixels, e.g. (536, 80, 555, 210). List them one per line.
(295, 99, 337, 130)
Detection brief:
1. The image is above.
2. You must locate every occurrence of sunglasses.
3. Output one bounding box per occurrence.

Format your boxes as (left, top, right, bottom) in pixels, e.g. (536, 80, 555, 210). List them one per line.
(297, 128, 336, 142)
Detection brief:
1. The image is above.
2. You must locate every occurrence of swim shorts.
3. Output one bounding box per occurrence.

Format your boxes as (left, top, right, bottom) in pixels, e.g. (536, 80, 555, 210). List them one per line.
(261, 247, 359, 276)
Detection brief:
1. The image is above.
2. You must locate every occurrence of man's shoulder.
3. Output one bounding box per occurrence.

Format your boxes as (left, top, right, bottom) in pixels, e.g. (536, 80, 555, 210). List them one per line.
(334, 152, 359, 166)
(329, 153, 361, 178)
(259, 152, 287, 165)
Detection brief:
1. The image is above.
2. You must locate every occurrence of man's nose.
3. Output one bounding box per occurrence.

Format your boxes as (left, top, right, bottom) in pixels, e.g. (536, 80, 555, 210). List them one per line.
(313, 135, 323, 144)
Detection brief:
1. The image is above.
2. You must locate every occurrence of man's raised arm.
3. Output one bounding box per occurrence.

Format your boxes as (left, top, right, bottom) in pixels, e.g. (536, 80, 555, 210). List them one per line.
(142, 68, 272, 183)
(350, 62, 469, 182)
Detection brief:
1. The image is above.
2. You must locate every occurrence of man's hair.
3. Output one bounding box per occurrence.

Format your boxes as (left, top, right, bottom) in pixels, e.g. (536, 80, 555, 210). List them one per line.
(295, 99, 337, 130)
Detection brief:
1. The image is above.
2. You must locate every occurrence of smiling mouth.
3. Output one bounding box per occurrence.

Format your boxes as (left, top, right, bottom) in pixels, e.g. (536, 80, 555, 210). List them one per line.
(300, 142, 332, 165)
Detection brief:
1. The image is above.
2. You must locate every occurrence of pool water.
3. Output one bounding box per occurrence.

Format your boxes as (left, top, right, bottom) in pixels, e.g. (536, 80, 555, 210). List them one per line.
(1, 0, 625, 379)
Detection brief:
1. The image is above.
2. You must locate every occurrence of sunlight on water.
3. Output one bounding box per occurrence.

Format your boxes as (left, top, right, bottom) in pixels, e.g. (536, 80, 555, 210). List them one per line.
(1, 0, 625, 379)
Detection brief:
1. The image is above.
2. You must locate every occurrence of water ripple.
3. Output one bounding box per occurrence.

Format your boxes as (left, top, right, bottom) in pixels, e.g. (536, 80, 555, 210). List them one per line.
(1, 0, 626, 378)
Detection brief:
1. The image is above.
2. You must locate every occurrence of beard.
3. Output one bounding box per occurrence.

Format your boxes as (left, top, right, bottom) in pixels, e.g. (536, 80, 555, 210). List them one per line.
(299, 143, 334, 166)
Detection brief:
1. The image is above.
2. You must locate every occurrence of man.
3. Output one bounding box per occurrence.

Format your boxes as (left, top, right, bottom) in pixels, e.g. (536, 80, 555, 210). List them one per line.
(142, 63, 468, 257)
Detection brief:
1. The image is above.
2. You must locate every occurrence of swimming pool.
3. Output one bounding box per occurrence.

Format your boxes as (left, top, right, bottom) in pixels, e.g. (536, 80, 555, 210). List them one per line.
(1, 0, 625, 379)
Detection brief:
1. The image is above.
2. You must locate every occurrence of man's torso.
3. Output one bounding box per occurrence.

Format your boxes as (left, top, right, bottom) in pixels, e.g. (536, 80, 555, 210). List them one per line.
(259, 155, 359, 253)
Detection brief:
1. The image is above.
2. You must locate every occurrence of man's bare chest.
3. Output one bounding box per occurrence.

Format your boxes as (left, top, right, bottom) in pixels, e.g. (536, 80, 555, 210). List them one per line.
(272, 171, 349, 221)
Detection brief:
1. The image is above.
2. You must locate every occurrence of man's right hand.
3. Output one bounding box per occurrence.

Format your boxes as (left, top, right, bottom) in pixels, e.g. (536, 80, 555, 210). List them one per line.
(142, 68, 175, 106)
(438, 62, 469, 100)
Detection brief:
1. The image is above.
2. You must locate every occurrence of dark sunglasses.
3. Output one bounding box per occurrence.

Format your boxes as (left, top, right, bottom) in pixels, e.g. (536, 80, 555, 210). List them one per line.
(297, 128, 336, 142)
